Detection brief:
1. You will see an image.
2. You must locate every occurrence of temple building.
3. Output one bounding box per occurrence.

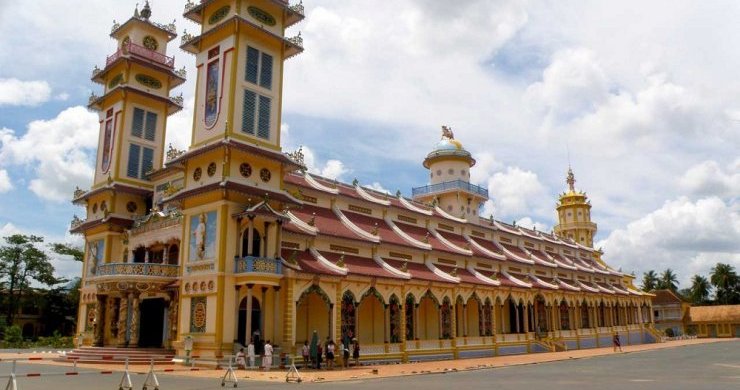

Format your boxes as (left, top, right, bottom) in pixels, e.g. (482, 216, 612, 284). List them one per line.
(71, 0, 658, 360)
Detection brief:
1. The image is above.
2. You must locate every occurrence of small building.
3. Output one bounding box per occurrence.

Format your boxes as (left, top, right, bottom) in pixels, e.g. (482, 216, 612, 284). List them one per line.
(687, 305, 740, 338)
(651, 289, 690, 336)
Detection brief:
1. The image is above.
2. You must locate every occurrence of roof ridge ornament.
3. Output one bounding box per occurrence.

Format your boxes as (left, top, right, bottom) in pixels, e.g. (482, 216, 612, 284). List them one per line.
(441, 125, 455, 140)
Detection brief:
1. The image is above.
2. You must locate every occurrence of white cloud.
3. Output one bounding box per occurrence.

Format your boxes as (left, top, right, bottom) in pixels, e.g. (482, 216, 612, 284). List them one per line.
(165, 96, 195, 151)
(0, 78, 51, 106)
(515, 217, 550, 232)
(485, 166, 549, 219)
(598, 196, 740, 286)
(0, 222, 20, 236)
(0, 106, 99, 202)
(363, 182, 391, 194)
(0, 169, 12, 193)
(300, 145, 350, 181)
(679, 159, 740, 199)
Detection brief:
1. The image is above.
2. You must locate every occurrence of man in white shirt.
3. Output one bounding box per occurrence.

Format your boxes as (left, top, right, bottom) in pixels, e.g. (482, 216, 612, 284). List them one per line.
(235, 348, 246, 369)
(247, 340, 256, 368)
(263, 340, 273, 371)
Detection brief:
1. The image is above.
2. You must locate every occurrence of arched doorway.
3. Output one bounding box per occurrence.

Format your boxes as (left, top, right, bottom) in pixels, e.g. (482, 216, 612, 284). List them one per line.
(139, 298, 166, 347)
(559, 300, 570, 330)
(357, 289, 384, 344)
(418, 292, 440, 339)
(237, 296, 262, 348)
(295, 286, 331, 347)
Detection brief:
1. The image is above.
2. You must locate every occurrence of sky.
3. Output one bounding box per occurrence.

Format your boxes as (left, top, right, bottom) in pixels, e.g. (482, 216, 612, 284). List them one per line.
(0, 0, 738, 289)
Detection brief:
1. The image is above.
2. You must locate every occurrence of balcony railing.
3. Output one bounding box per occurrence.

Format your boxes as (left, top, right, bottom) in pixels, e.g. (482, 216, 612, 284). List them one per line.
(96, 263, 179, 278)
(412, 179, 488, 198)
(234, 256, 282, 275)
(106, 42, 175, 68)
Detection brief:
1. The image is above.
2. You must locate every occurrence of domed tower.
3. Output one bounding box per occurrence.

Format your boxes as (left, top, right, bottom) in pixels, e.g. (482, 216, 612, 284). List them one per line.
(554, 167, 597, 247)
(412, 126, 488, 223)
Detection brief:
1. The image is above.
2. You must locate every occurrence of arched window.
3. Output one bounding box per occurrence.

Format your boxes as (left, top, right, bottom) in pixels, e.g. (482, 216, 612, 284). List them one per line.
(389, 295, 401, 343)
(405, 294, 415, 340)
(441, 297, 452, 339)
(340, 291, 356, 340)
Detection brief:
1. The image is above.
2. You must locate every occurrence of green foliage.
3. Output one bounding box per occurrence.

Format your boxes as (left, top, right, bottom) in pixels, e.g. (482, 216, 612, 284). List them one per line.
(664, 328, 675, 337)
(657, 269, 679, 292)
(3, 325, 22, 344)
(710, 263, 740, 305)
(50, 243, 84, 262)
(689, 275, 711, 304)
(641, 270, 658, 292)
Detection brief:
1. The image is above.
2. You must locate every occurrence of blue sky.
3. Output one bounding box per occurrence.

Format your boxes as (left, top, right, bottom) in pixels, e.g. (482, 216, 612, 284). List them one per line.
(0, 1, 738, 287)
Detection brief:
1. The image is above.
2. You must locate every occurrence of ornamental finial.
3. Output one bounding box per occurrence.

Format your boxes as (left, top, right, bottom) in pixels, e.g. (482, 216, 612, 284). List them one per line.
(441, 125, 454, 140)
(566, 167, 576, 192)
(140, 1, 152, 20)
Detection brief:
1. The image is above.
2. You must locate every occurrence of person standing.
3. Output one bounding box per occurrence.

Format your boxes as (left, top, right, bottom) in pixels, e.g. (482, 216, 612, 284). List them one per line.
(316, 343, 323, 369)
(301, 340, 310, 369)
(235, 348, 246, 369)
(309, 331, 319, 369)
(326, 340, 335, 370)
(340, 339, 349, 369)
(247, 339, 256, 368)
(352, 338, 360, 367)
(263, 340, 273, 371)
(613, 332, 622, 352)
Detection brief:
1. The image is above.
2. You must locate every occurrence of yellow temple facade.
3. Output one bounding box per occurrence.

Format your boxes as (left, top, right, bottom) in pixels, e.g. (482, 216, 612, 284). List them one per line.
(72, 0, 658, 361)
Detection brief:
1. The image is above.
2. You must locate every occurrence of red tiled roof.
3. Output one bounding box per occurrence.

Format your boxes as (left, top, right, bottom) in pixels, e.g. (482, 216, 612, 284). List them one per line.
(281, 249, 342, 276)
(394, 222, 459, 254)
(468, 237, 505, 260)
(342, 211, 408, 247)
(289, 205, 366, 241)
(384, 259, 452, 283)
(652, 289, 687, 305)
(318, 251, 404, 280)
(437, 265, 478, 284)
(529, 249, 557, 267)
(436, 230, 469, 250)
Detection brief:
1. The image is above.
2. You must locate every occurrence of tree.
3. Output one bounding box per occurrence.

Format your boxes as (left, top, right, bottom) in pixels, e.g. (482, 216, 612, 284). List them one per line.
(50, 243, 84, 263)
(689, 275, 711, 304)
(710, 263, 739, 305)
(657, 268, 679, 292)
(641, 270, 658, 292)
(0, 235, 61, 325)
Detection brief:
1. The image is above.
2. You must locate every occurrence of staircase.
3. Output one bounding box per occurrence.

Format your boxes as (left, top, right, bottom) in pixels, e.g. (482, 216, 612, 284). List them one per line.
(56, 347, 175, 365)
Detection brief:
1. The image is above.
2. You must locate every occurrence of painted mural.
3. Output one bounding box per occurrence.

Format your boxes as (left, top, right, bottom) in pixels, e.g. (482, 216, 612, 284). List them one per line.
(88, 239, 104, 275)
(204, 59, 219, 128)
(101, 118, 114, 173)
(189, 211, 217, 261)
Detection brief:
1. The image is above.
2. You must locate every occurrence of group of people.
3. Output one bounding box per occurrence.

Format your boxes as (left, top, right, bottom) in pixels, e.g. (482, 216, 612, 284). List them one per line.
(301, 330, 360, 370)
(235, 338, 275, 371)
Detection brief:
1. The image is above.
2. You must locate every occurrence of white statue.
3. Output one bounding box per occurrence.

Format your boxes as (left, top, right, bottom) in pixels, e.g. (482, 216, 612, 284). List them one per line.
(193, 213, 207, 259)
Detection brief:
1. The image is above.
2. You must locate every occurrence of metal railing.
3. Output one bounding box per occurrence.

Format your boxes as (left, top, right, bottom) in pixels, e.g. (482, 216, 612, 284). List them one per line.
(234, 256, 282, 274)
(95, 263, 180, 277)
(412, 179, 488, 198)
(106, 41, 175, 68)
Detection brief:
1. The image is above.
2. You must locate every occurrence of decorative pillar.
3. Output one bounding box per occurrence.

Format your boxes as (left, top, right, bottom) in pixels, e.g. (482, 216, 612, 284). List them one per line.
(247, 218, 254, 256)
(245, 285, 253, 342)
(414, 303, 420, 340)
(117, 296, 129, 346)
(105, 296, 116, 342)
(262, 222, 270, 257)
(163, 246, 169, 264)
(129, 293, 140, 347)
(94, 295, 105, 346)
(261, 287, 267, 335)
(462, 304, 468, 337)
(523, 304, 530, 333)
(234, 286, 242, 345)
(274, 220, 283, 258)
(514, 304, 520, 333)
(283, 279, 296, 354)
(273, 286, 280, 342)
(383, 303, 388, 343)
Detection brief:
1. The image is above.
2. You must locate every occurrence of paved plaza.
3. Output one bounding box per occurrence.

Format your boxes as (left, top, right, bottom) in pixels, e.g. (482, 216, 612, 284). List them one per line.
(0, 339, 736, 390)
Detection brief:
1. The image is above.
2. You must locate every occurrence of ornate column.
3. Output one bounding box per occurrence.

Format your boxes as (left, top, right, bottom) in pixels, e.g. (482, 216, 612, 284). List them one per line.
(514, 304, 520, 333)
(105, 296, 116, 343)
(129, 293, 140, 346)
(273, 286, 280, 342)
(245, 285, 253, 342)
(117, 295, 129, 346)
(234, 286, 242, 345)
(399, 298, 407, 362)
(262, 222, 270, 257)
(283, 279, 296, 354)
(261, 286, 268, 335)
(94, 295, 105, 346)
(274, 221, 283, 258)
(462, 304, 468, 337)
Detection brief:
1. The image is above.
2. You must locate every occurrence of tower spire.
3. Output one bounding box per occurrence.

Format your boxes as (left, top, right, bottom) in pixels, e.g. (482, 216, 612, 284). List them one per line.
(566, 167, 575, 192)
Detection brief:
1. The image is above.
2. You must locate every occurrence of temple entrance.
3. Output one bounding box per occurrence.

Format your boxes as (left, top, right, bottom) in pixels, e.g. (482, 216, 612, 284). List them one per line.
(237, 296, 262, 346)
(138, 298, 166, 347)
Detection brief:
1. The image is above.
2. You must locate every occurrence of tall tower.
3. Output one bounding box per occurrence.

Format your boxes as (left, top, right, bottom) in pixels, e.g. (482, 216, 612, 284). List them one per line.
(165, 0, 305, 356)
(553, 167, 597, 247)
(412, 126, 488, 223)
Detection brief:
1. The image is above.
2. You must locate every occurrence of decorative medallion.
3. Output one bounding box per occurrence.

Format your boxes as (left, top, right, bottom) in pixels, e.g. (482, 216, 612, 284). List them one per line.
(192, 282, 198, 292)
(239, 163, 252, 178)
(184, 283, 191, 293)
(190, 296, 207, 333)
(200, 281, 206, 291)
(247, 6, 276, 26)
(193, 167, 202, 181)
(208, 5, 230, 25)
(117, 282, 129, 290)
(136, 282, 150, 291)
(108, 73, 123, 89)
(135, 74, 162, 89)
(143, 35, 158, 51)
(100, 201, 107, 212)
(207, 162, 217, 177)
(126, 201, 137, 213)
(208, 280, 214, 291)
(260, 168, 271, 182)
(92, 203, 98, 213)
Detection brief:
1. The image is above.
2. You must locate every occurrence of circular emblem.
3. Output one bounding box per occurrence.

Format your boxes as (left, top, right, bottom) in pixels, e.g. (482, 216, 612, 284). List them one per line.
(184, 283, 191, 293)
(143, 35, 158, 51)
(208, 5, 230, 25)
(192, 301, 207, 328)
(126, 201, 137, 213)
(200, 281, 207, 291)
(193, 167, 202, 181)
(247, 6, 276, 26)
(239, 163, 252, 178)
(207, 162, 217, 177)
(135, 74, 162, 89)
(108, 73, 123, 89)
(260, 168, 271, 182)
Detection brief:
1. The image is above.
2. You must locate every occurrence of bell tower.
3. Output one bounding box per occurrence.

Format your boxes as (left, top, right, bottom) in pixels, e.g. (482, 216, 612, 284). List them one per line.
(89, 1, 184, 189)
(412, 126, 488, 223)
(554, 167, 597, 247)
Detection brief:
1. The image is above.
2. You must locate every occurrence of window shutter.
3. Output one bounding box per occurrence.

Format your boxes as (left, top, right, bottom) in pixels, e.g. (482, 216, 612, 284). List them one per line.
(132, 108, 144, 137)
(245, 46, 259, 84)
(259, 52, 273, 89)
(141, 147, 154, 178)
(144, 112, 157, 141)
(257, 95, 271, 139)
(242, 90, 256, 134)
(127, 144, 140, 178)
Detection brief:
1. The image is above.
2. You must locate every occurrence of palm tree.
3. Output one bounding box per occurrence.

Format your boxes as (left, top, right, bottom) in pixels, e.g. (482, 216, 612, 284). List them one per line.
(641, 270, 658, 292)
(689, 275, 711, 304)
(710, 263, 739, 305)
(659, 269, 679, 292)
